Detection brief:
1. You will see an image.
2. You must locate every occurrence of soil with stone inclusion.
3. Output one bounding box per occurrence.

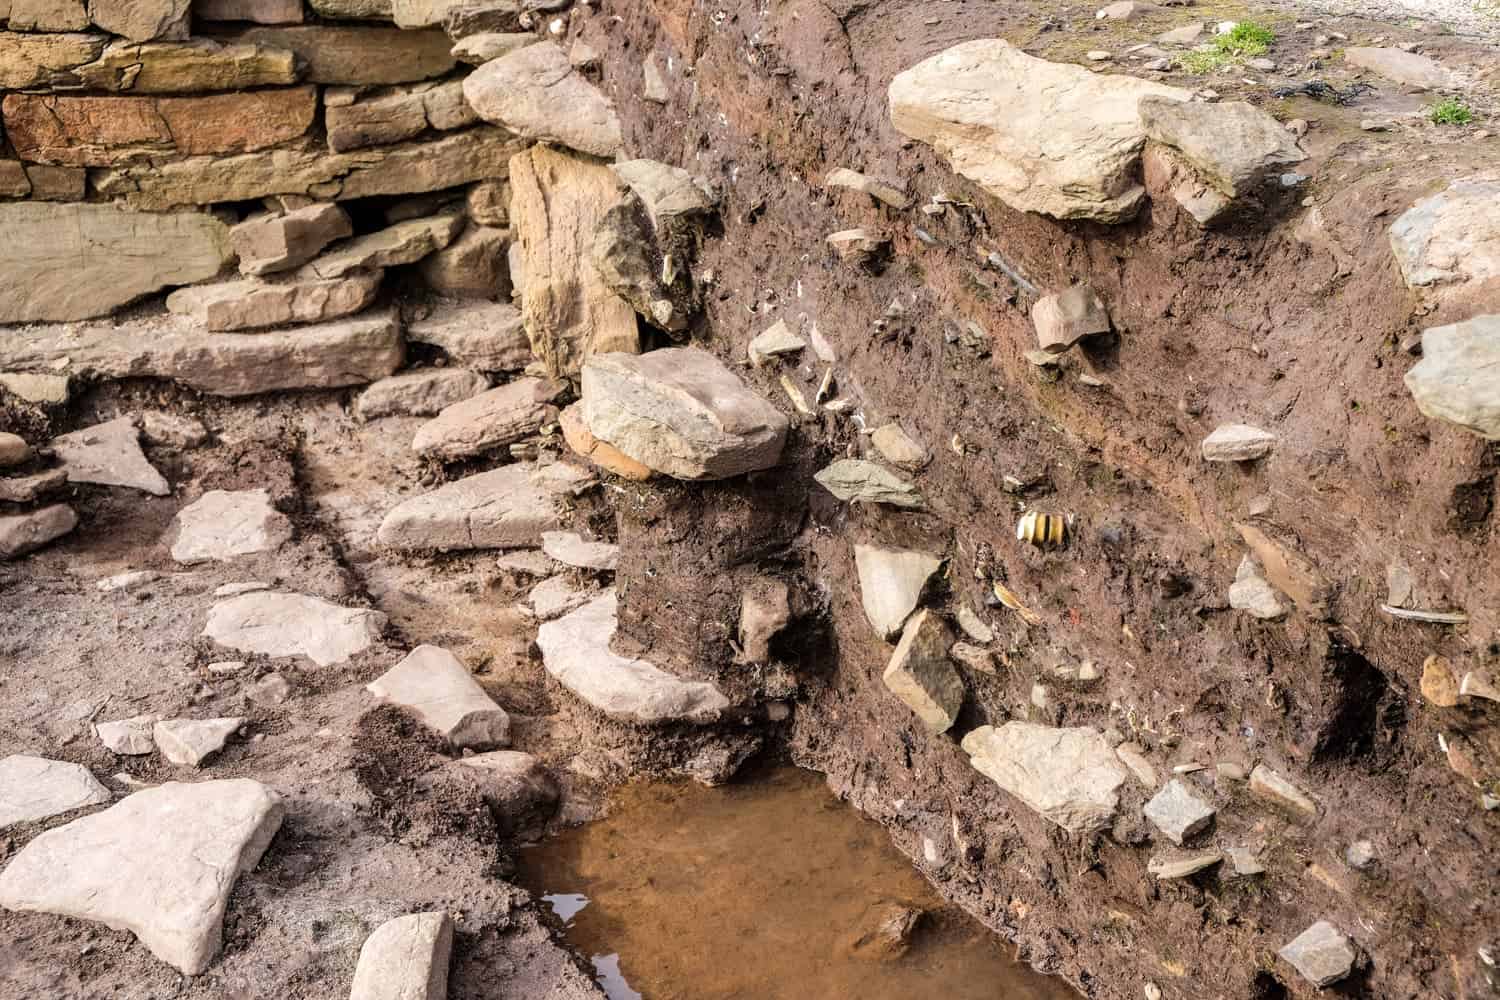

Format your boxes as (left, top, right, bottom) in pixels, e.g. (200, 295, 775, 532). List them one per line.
(0, 4, 1497, 1000)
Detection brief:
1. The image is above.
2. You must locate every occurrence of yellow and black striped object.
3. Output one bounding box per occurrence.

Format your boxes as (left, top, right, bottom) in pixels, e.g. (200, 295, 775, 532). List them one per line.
(1015, 511, 1067, 548)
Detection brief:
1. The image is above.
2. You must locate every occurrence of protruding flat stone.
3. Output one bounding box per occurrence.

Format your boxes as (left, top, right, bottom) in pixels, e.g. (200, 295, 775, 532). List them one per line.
(1249, 764, 1317, 818)
(1138, 97, 1305, 197)
(96, 715, 160, 755)
(853, 544, 943, 640)
(376, 462, 591, 551)
(815, 459, 924, 509)
(882, 609, 963, 734)
(153, 718, 245, 768)
(1201, 423, 1277, 462)
(462, 40, 622, 157)
(535, 590, 729, 725)
(1389, 179, 1500, 290)
(540, 531, 618, 571)
(367, 645, 510, 750)
(1147, 852, 1221, 880)
(52, 416, 168, 496)
(1143, 778, 1216, 844)
(1404, 316, 1500, 440)
(203, 591, 387, 666)
(825, 167, 909, 209)
(300, 212, 463, 280)
(0, 779, 283, 974)
(960, 723, 1127, 833)
(171, 489, 292, 564)
(231, 203, 351, 275)
(747, 320, 806, 367)
(411, 377, 561, 460)
(356, 368, 490, 420)
(528, 574, 590, 621)
(1279, 920, 1357, 987)
(581, 348, 789, 480)
(0, 755, 110, 828)
(350, 912, 453, 1000)
(1032, 285, 1110, 354)
(0, 504, 77, 560)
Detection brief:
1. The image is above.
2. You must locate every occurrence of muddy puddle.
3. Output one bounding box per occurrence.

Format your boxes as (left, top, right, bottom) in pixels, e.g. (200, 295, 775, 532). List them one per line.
(517, 767, 1078, 1000)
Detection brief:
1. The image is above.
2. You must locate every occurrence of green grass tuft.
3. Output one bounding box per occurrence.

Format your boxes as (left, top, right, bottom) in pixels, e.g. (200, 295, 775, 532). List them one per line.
(1428, 98, 1475, 126)
(1214, 21, 1275, 56)
(1178, 50, 1232, 74)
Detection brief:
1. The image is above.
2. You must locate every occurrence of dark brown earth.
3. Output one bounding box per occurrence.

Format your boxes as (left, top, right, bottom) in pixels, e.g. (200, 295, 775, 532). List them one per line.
(2, 1, 1498, 999)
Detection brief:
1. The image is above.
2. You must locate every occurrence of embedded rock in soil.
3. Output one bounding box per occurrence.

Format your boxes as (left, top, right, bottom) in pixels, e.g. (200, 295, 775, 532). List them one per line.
(1201, 423, 1276, 462)
(0, 202, 228, 323)
(1032, 285, 1111, 354)
(580, 347, 789, 480)
(825, 167, 909, 210)
(814, 459, 924, 509)
(610, 158, 716, 233)
(1147, 852, 1221, 880)
(541, 531, 619, 571)
(558, 402, 653, 480)
(153, 717, 244, 768)
(1345, 47, 1455, 91)
(96, 715, 159, 755)
(0, 755, 110, 828)
(1404, 315, 1500, 439)
(0, 779, 283, 975)
(203, 591, 387, 666)
(166, 271, 382, 332)
(73, 38, 300, 93)
(463, 40, 622, 157)
(356, 368, 490, 419)
(0, 431, 30, 466)
(349, 912, 453, 1000)
(376, 461, 591, 551)
(300, 212, 463, 280)
(748, 320, 806, 367)
(839, 901, 924, 962)
(1278, 921, 1357, 987)
(443, 751, 558, 836)
(510, 144, 640, 376)
(231, 202, 352, 275)
(536, 590, 730, 725)
(170, 488, 293, 564)
(411, 377, 562, 461)
(1249, 764, 1317, 818)
(528, 574, 590, 621)
(739, 578, 790, 664)
(888, 40, 1189, 223)
(367, 644, 510, 750)
(1420, 654, 1460, 707)
(1234, 522, 1331, 618)
(406, 300, 531, 371)
(881, 609, 963, 734)
(52, 416, 169, 496)
(0, 504, 77, 560)
(592, 190, 694, 334)
(1142, 778, 1216, 845)
(0, 311, 404, 397)
(961, 723, 1128, 833)
(871, 423, 929, 470)
(853, 543, 944, 641)
(1388, 178, 1500, 289)
(1138, 97, 1305, 197)
(136, 410, 207, 448)
(1228, 556, 1287, 620)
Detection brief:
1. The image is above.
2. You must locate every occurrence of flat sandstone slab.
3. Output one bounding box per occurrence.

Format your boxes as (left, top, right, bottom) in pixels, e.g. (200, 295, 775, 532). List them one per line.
(376, 461, 592, 551)
(0, 779, 283, 974)
(961, 722, 1128, 833)
(366, 645, 510, 749)
(350, 912, 453, 1000)
(204, 591, 387, 666)
(0, 754, 111, 828)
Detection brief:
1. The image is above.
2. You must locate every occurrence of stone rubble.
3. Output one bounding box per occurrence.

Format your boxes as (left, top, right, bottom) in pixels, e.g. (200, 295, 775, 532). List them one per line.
(1032, 285, 1111, 354)
(1279, 920, 1357, 987)
(153, 717, 245, 767)
(1142, 779, 1216, 845)
(1249, 764, 1318, 818)
(95, 715, 160, 756)
(367, 645, 511, 750)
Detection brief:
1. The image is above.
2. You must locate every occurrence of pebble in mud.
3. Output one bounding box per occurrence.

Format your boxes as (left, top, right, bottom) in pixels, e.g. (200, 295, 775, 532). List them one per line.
(1143, 779, 1216, 845)
(1279, 921, 1358, 987)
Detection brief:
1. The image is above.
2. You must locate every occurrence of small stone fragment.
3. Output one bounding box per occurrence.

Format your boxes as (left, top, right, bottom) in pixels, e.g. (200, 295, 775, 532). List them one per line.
(367, 645, 510, 749)
(96, 570, 160, 593)
(1345, 46, 1454, 90)
(1032, 285, 1110, 354)
(1421, 654, 1460, 708)
(1249, 764, 1317, 818)
(95, 715, 159, 755)
(747, 320, 806, 367)
(0, 755, 111, 828)
(1385, 560, 1415, 608)
(1226, 846, 1266, 876)
(528, 574, 590, 621)
(826, 228, 889, 264)
(1201, 423, 1277, 462)
(350, 912, 453, 1000)
(231, 203, 352, 275)
(825, 167, 910, 210)
(540, 530, 618, 571)
(814, 459, 925, 509)
(839, 900, 924, 962)
(153, 718, 244, 768)
(1279, 921, 1357, 987)
(1116, 743, 1158, 787)
(739, 579, 791, 663)
(171, 489, 293, 564)
(454, 30, 535, 64)
(52, 416, 168, 496)
(0, 431, 31, 467)
(301, 212, 463, 280)
(1345, 840, 1377, 870)
(948, 642, 994, 674)
(854, 544, 943, 640)
(1147, 852, 1221, 880)
(1143, 778, 1216, 845)
(1229, 555, 1286, 620)
(140, 411, 209, 449)
(1460, 671, 1500, 703)
(871, 423, 930, 471)
(0, 373, 69, 405)
(882, 609, 963, 734)
(246, 673, 291, 706)
(0, 468, 65, 504)
(443, 750, 558, 836)
(954, 604, 993, 644)
(961, 723, 1128, 833)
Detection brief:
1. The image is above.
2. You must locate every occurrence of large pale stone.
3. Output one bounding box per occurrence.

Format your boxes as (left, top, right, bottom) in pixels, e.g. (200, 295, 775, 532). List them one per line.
(87, 0, 190, 42)
(406, 300, 531, 370)
(0, 30, 108, 89)
(0, 431, 29, 466)
(581, 348, 789, 480)
(1143, 778, 1216, 844)
(536, 590, 730, 724)
(510, 145, 640, 376)
(1201, 423, 1276, 462)
(0, 755, 110, 828)
(326, 78, 475, 152)
(882, 609, 963, 733)
(961, 722, 1128, 833)
(164, 271, 381, 332)
(0, 313, 402, 396)
(1138, 97, 1305, 197)
(74, 39, 298, 92)
(355, 368, 489, 419)
(1345, 46, 1455, 90)
(814, 459, 924, 508)
(232, 203, 352, 275)
(463, 41, 622, 157)
(0, 468, 67, 503)
(376, 461, 591, 551)
(0, 504, 76, 559)
(95, 715, 158, 755)
(153, 717, 244, 767)
(232, 25, 454, 84)
(1228, 556, 1286, 620)
(1389, 178, 1500, 289)
(204, 591, 387, 666)
(52, 416, 168, 496)
(170, 489, 292, 564)
(0, 779, 283, 974)
(0, 202, 228, 323)
(410, 376, 561, 460)
(0, 373, 69, 406)
(300, 212, 463, 280)
(853, 544, 943, 640)
(95, 127, 525, 211)
(888, 40, 1190, 222)
(367, 645, 510, 749)
(350, 912, 453, 1000)
(1279, 921, 1357, 987)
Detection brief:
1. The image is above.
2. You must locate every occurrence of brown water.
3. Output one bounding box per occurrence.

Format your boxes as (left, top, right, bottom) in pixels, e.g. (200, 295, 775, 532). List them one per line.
(516, 767, 1079, 1000)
